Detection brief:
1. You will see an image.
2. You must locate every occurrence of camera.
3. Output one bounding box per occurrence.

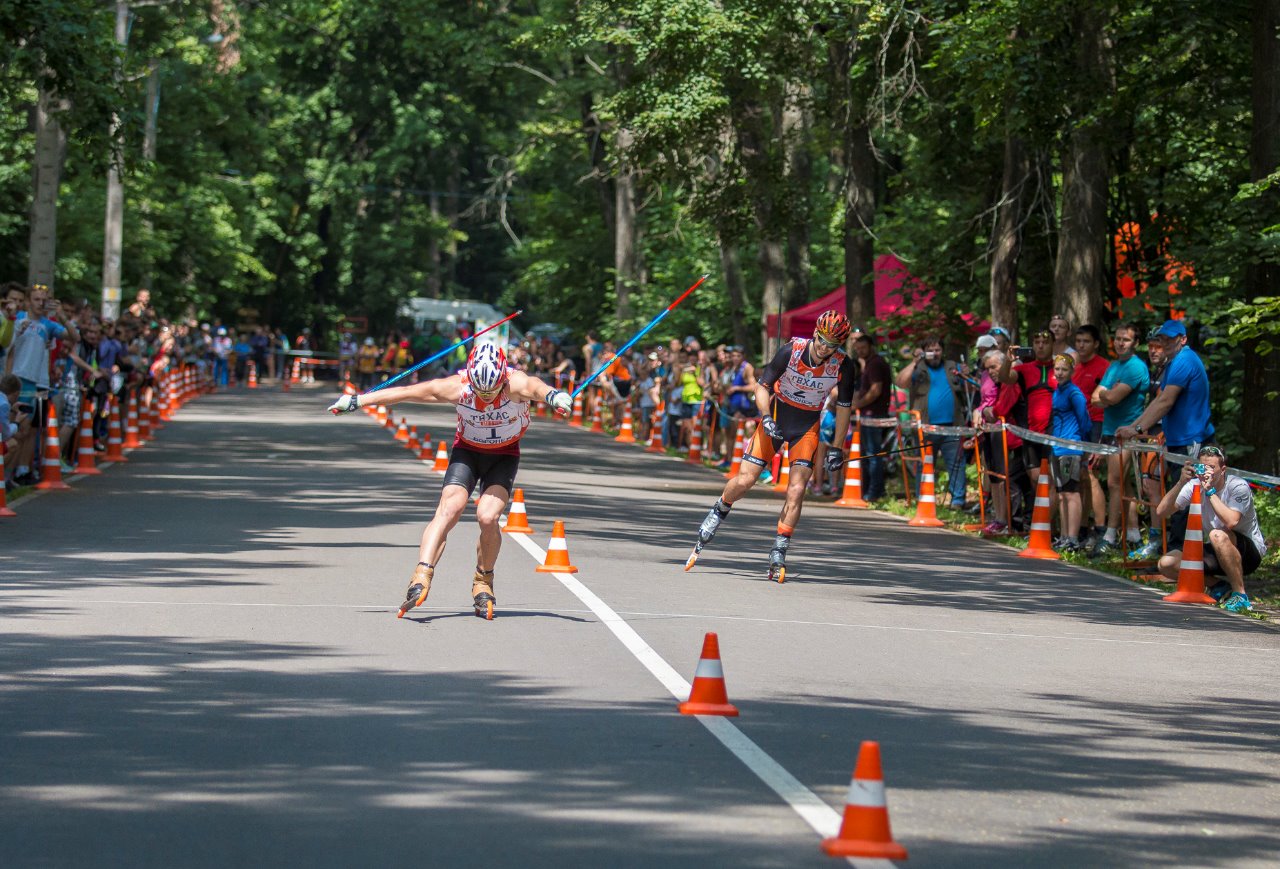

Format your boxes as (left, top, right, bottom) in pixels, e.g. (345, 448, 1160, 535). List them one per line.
(1013, 347, 1035, 362)
(1193, 462, 1206, 476)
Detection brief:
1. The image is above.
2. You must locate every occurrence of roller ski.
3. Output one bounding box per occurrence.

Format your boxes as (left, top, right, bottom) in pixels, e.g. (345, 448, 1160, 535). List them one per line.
(767, 534, 790, 584)
(685, 499, 732, 571)
(396, 562, 434, 618)
(472, 567, 496, 620)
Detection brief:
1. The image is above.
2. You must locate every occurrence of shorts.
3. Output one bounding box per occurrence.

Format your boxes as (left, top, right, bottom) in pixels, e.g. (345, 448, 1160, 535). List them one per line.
(1052, 454, 1082, 493)
(442, 445, 520, 496)
(744, 403, 821, 469)
(615, 381, 632, 399)
(1206, 532, 1264, 578)
(683, 402, 701, 421)
(59, 387, 82, 429)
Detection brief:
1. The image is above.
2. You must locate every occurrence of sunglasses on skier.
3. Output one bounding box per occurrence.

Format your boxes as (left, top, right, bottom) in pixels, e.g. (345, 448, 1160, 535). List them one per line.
(814, 334, 843, 350)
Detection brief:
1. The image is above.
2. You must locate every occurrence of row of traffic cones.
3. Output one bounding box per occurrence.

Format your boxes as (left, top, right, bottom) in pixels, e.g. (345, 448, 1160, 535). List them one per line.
(680, 631, 908, 859)
(5, 367, 207, 517)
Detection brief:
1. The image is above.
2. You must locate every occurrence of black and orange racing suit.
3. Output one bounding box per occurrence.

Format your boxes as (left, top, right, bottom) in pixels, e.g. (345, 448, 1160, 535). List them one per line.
(744, 337, 858, 470)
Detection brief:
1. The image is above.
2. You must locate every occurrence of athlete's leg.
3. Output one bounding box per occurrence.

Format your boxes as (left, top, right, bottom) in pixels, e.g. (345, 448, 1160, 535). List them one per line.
(419, 485, 472, 565)
(473, 483, 511, 572)
(780, 463, 812, 528)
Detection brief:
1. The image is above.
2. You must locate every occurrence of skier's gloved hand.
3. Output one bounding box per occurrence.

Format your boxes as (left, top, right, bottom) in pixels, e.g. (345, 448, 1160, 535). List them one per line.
(824, 448, 845, 475)
(760, 415, 782, 440)
(328, 394, 360, 415)
(545, 388, 572, 416)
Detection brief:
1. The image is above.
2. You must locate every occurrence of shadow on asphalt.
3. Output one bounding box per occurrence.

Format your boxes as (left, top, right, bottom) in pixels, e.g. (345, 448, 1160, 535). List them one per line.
(0, 628, 1276, 868)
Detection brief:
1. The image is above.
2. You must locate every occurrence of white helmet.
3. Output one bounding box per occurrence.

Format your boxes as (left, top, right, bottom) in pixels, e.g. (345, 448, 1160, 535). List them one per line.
(467, 344, 508, 395)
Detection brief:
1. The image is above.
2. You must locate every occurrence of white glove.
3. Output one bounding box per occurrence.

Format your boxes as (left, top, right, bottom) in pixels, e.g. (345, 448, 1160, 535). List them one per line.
(546, 388, 572, 416)
(760, 415, 782, 440)
(328, 394, 360, 415)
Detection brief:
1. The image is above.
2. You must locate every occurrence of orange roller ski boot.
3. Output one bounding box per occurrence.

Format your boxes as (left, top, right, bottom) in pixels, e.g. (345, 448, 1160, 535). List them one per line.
(396, 562, 434, 618)
(472, 567, 496, 620)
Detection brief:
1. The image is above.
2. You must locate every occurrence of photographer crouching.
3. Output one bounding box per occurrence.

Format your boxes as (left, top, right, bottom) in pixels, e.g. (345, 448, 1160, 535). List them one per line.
(1154, 446, 1267, 614)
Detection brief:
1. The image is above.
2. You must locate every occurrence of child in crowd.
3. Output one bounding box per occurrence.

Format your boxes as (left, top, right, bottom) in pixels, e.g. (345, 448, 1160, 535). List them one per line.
(1050, 354, 1092, 552)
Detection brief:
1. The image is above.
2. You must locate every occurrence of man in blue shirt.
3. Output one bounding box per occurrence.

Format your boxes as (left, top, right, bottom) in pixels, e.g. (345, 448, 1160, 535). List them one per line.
(1090, 322, 1150, 556)
(1115, 319, 1213, 486)
(896, 336, 968, 509)
(1051, 354, 1093, 551)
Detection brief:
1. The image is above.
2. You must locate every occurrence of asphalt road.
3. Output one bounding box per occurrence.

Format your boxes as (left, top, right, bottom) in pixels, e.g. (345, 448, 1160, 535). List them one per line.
(2, 386, 1278, 868)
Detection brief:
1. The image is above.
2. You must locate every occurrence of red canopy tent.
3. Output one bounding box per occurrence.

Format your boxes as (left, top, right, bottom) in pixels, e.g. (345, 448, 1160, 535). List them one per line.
(765, 253, 987, 339)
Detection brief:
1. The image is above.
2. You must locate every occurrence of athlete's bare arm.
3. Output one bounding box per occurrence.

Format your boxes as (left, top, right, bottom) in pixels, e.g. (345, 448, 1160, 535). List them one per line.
(508, 370, 571, 415)
(331, 374, 465, 414)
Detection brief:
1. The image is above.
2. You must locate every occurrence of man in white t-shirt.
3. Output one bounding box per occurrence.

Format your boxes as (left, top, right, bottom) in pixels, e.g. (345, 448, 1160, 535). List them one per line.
(1155, 445, 1267, 613)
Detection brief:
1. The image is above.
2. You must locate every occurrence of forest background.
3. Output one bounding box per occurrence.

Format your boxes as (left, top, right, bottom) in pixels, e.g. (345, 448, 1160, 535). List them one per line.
(2, 0, 1278, 472)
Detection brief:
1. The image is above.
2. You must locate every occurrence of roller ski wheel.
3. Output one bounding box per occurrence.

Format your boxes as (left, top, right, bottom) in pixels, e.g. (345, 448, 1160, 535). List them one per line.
(396, 563, 434, 618)
(768, 548, 787, 584)
(687, 500, 729, 572)
(684, 543, 703, 572)
(472, 568, 496, 621)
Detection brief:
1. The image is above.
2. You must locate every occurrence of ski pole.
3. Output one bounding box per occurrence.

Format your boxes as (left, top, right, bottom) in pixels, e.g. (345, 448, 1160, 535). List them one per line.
(363, 309, 523, 396)
(571, 275, 709, 399)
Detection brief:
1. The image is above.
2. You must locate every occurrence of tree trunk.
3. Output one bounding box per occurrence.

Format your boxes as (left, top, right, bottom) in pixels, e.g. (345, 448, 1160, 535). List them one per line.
(717, 229, 750, 351)
(1241, 0, 1280, 475)
(28, 85, 67, 289)
(613, 127, 642, 326)
(580, 89, 615, 239)
(426, 190, 442, 298)
(990, 131, 1029, 340)
(843, 123, 876, 328)
(139, 59, 160, 294)
(101, 0, 129, 321)
(781, 81, 811, 308)
(759, 238, 787, 352)
(1052, 4, 1111, 329)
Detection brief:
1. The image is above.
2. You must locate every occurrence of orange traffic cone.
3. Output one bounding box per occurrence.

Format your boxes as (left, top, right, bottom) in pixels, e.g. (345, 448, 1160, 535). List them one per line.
(678, 632, 739, 717)
(405, 425, 420, 452)
(417, 438, 434, 461)
(106, 400, 127, 462)
(569, 393, 584, 427)
(138, 392, 153, 443)
(687, 416, 704, 463)
(74, 407, 101, 475)
(376, 405, 389, 427)
(394, 417, 409, 441)
(0, 441, 15, 517)
(124, 391, 142, 448)
(835, 425, 868, 508)
(147, 389, 162, 435)
(725, 420, 745, 478)
(1164, 480, 1215, 604)
(502, 488, 534, 534)
(1020, 458, 1061, 559)
(247, 360, 258, 389)
(614, 404, 636, 443)
(646, 403, 666, 453)
(772, 444, 791, 492)
(820, 741, 908, 860)
(589, 394, 604, 433)
(908, 445, 945, 527)
(535, 520, 579, 573)
(35, 404, 69, 490)
(431, 441, 449, 474)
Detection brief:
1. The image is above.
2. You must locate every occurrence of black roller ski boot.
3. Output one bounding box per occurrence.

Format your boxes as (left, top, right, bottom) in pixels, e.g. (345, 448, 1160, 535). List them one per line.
(472, 567, 496, 620)
(767, 534, 790, 584)
(397, 562, 434, 618)
(685, 499, 732, 571)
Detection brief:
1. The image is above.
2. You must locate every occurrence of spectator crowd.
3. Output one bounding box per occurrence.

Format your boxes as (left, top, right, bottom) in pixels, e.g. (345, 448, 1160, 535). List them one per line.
(4, 281, 1265, 614)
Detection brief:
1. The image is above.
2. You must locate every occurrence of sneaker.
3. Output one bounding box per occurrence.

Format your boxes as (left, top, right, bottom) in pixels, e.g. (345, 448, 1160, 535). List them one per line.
(820, 482, 833, 496)
(1207, 581, 1232, 603)
(1220, 592, 1253, 614)
(1089, 539, 1118, 559)
(1055, 537, 1081, 553)
(981, 521, 1008, 536)
(758, 469, 773, 485)
(1127, 540, 1161, 561)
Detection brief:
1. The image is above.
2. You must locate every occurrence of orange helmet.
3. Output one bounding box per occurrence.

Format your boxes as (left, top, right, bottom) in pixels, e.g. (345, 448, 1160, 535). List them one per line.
(814, 311, 852, 345)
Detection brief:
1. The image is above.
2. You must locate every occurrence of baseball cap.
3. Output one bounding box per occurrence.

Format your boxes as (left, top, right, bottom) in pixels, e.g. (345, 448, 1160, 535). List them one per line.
(1152, 319, 1187, 339)
(975, 334, 998, 350)
(988, 327, 1010, 340)
(216, 326, 227, 336)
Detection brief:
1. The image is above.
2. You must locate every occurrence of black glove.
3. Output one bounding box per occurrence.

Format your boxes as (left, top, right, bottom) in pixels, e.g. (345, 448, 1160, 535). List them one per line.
(824, 449, 845, 475)
(760, 415, 781, 440)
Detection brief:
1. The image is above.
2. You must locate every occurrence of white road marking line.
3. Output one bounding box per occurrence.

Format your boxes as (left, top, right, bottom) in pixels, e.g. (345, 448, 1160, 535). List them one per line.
(3, 596, 1273, 654)
(505, 532, 892, 869)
